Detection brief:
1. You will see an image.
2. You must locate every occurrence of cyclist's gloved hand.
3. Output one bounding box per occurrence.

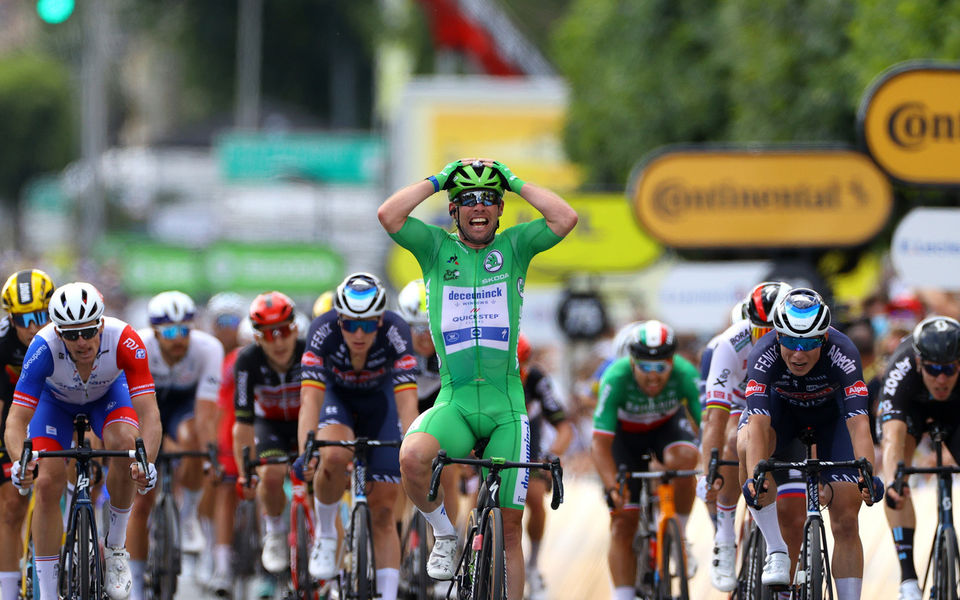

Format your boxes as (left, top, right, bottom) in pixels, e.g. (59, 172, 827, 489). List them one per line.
(492, 160, 526, 193)
(133, 461, 158, 495)
(742, 478, 763, 509)
(292, 454, 306, 481)
(859, 475, 884, 504)
(427, 159, 463, 193)
(10, 458, 36, 491)
(696, 475, 710, 502)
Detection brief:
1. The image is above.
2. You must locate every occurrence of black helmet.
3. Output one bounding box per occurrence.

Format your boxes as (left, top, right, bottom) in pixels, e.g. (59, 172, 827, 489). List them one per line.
(912, 316, 960, 363)
(746, 282, 792, 326)
(627, 320, 677, 360)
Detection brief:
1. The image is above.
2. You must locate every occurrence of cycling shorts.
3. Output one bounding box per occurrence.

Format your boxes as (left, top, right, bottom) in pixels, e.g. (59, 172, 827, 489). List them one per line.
(254, 418, 299, 459)
(28, 376, 139, 451)
(612, 410, 698, 508)
(407, 381, 530, 510)
(317, 381, 402, 483)
(158, 393, 194, 443)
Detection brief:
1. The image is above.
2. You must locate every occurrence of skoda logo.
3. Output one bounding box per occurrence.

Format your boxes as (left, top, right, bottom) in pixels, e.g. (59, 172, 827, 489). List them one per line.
(517, 277, 524, 298)
(484, 250, 504, 273)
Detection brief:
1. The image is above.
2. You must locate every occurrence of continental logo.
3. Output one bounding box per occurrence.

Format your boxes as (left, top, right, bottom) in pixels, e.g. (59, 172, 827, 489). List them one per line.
(630, 148, 892, 248)
(859, 63, 960, 185)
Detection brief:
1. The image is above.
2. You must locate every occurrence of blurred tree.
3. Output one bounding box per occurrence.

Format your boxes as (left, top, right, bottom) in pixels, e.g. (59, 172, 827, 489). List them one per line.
(0, 53, 74, 229)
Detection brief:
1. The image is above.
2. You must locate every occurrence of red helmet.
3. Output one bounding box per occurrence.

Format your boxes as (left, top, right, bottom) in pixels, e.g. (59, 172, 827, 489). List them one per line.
(249, 291, 295, 327)
(517, 332, 531, 364)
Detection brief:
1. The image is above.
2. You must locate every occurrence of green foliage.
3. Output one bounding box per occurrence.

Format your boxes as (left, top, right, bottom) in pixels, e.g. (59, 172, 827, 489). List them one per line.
(0, 53, 74, 206)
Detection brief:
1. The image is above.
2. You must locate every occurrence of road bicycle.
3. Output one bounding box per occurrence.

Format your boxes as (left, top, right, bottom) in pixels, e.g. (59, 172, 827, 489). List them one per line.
(891, 422, 960, 600)
(752, 426, 877, 600)
(427, 450, 564, 600)
(705, 447, 771, 600)
(398, 508, 432, 600)
(18, 413, 149, 600)
(303, 437, 402, 600)
(241, 444, 320, 600)
(144, 443, 219, 600)
(617, 457, 698, 600)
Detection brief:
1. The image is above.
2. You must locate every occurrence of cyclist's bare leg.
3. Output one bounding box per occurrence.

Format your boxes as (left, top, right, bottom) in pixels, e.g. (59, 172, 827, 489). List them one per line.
(607, 507, 640, 586)
(827, 482, 864, 579)
(103, 422, 139, 549)
(398, 432, 442, 511)
(214, 480, 237, 545)
(257, 463, 288, 518)
(367, 481, 401, 568)
(777, 494, 805, 577)
(440, 467, 460, 528)
(663, 441, 699, 520)
(502, 506, 525, 600)
(32, 456, 67, 557)
(525, 475, 548, 555)
(0, 481, 28, 567)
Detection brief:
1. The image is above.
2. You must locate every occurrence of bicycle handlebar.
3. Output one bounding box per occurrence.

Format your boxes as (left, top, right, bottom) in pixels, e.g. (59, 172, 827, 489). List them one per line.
(427, 450, 565, 510)
(618, 465, 701, 483)
(19, 437, 149, 496)
(753, 456, 876, 502)
(890, 459, 960, 506)
(707, 447, 738, 488)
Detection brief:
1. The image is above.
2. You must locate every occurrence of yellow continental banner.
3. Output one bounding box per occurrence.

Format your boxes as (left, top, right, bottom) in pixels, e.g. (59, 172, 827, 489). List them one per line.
(859, 62, 960, 185)
(387, 193, 661, 288)
(629, 148, 892, 248)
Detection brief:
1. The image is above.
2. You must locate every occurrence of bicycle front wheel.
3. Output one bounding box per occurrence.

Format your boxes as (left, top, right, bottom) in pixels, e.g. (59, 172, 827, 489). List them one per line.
(736, 522, 771, 600)
(292, 503, 315, 599)
(801, 518, 829, 600)
(932, 526, 960, 600)
(346, 503, 376, 600)
(472, 508, 506, 600)
(657, 518, 689, 600)
(400, 511, 431, 600)
(147, 497, 180, 600)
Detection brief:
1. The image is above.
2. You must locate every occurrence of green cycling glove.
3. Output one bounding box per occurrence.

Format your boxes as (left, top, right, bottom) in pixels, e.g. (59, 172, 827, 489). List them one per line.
(427, 159, 463, 193)
(493, 160, 526, 193)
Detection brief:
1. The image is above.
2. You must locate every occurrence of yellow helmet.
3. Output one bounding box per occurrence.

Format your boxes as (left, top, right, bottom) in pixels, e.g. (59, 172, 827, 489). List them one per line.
(2, 269, 56, 314)
(312, 290, 335, 318)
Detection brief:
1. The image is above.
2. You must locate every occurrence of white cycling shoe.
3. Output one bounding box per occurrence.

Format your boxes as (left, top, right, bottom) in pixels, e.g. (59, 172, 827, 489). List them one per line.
(684, 541, 697, 579)
(180, 515, 205, 554)
(526, 566, 547, 600)
(710, 542, 737, 592)
(105, 546, 133, 600)
(899, 578, 922, 600)
(426, 535, 458, 580)
(309, 536, 338, 580)
(261, 531, 289, 574)
(761, 551, 790, 587)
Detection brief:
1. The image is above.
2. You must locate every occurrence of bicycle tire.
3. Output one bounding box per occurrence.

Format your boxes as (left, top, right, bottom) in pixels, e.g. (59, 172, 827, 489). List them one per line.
(657, 517, 689, 600)
(146, 496, 180, 600)
(400, 511, 431, 600)
(736, 522, 768, 600)
(347, 502, 375, 600)
(458, 508, 481, 600)
(293, 503, 315, 599)
(475, 508, 506, 600)
(632, 532, 656, 600)
(933, 526, 960, 600)
(76, 507, 102, 600)
(233, 499, 261, 575)
(802, 518, 827, 600)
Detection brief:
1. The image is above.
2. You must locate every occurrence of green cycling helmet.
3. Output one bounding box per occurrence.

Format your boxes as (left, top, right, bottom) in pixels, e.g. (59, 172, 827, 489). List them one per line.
(447, 161, 505, 201)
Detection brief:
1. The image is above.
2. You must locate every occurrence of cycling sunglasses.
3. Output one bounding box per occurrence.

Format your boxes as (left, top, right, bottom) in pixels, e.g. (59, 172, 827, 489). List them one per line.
(778, 334, 825, 352)
(156, 324, 190, 340)
(455, 190, 502, 207)
(58, 325, 100, 341)
(215, 314, 242, 329)
(255, 322, 296, 342)
(339, 318, 379, 334)
(11, 310, 49, 328)
(632, 359, 670, 374)
(922, 361, 959, 377)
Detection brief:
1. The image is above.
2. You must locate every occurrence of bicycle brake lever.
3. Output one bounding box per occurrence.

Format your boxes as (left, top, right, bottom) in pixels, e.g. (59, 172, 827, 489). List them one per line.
(427, 451, 447, 502)
(550, 457, 564, 510)
(18, 440, 32, 496)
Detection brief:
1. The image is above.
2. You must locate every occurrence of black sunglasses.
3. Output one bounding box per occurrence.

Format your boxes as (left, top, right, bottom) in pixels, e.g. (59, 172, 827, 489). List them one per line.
(58, 325, 100, 341)
(922, 362, 959, 377)
(455, 190, 502, 207)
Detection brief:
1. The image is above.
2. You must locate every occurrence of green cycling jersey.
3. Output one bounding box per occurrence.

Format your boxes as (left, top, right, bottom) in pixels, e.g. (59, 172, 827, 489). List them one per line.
(594, 355, 702, 435)
(389, 216, 562, 395)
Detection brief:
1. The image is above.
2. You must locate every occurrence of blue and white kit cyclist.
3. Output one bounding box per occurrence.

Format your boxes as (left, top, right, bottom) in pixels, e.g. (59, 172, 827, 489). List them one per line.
(741, 288, 882, 600)
(298, 273, 419, 600)
(3, 282, 161, 600)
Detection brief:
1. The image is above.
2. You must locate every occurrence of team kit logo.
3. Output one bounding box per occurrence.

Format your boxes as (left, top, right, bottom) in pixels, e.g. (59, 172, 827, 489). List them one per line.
(484, 250, 503, 272)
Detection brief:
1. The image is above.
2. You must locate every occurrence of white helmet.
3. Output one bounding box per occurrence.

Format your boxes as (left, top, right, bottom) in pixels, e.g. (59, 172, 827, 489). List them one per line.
(237, 317, 256, 345)
(397, 279, 428, 325)
(147, 291, 196, 325)
(334, 272, 387, 319)
(207, 292, 247, 319)
(49, 282, 105, 327)
(612, 321, 643, 358)
(772, 288, 831, 338)
(730, 299, 748, 325)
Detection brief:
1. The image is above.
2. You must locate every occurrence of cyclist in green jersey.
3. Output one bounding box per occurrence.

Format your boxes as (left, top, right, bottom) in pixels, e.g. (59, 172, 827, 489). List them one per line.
(378, 158, 577, 599)
(592, 321, 702, 600)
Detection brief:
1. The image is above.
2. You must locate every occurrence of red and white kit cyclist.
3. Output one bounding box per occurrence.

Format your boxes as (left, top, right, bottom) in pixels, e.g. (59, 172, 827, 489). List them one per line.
(3, 282, 161, 600)
(126, 291, 223, 600)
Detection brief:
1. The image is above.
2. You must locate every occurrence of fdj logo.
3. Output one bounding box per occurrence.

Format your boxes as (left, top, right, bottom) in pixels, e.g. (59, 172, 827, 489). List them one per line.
(484, 250, 503, 273)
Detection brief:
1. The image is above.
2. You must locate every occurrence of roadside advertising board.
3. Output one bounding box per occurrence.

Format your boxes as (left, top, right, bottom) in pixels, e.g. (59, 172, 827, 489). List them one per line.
(628, 146, 892, 249)
(859, 61, 960, 186)
(891, 208, 960, 290)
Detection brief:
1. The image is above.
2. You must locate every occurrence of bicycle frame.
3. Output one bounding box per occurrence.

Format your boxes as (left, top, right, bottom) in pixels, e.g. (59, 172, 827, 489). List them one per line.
(893, 424, 960, 597)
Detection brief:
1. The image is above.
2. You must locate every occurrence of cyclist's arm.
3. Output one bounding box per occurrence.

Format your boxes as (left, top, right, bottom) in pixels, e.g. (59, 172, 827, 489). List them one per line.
(3, 403, 33, 463)
(131, 393, 161, 461)
(377, 179, 435, 234)
(116, 325, 160, 459)
(395, 385, 418, 436)
(699, 343, 734, 471)
(590, 432, 619, 492)
(195, 336, 225, 448)
(298, 383, 324, 452)
(548, 420, 574, 458)
(846, 413, 875, 466)
(744, 413, 771, 493)
(6, 336, 52, 460)
(516, 182, 578, 238)
(880, 419, 909, 491)
(232, 421, 255, 473)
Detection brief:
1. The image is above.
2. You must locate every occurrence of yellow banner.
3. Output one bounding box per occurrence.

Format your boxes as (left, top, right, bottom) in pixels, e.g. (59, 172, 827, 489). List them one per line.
(629, 148, 892, 248)
(386, 193, 661, 288)
(860, 62, 960, 185)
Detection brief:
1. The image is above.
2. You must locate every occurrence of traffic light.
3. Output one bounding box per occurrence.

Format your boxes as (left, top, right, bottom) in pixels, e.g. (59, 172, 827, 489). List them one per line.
(36, 0, 75, 24)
